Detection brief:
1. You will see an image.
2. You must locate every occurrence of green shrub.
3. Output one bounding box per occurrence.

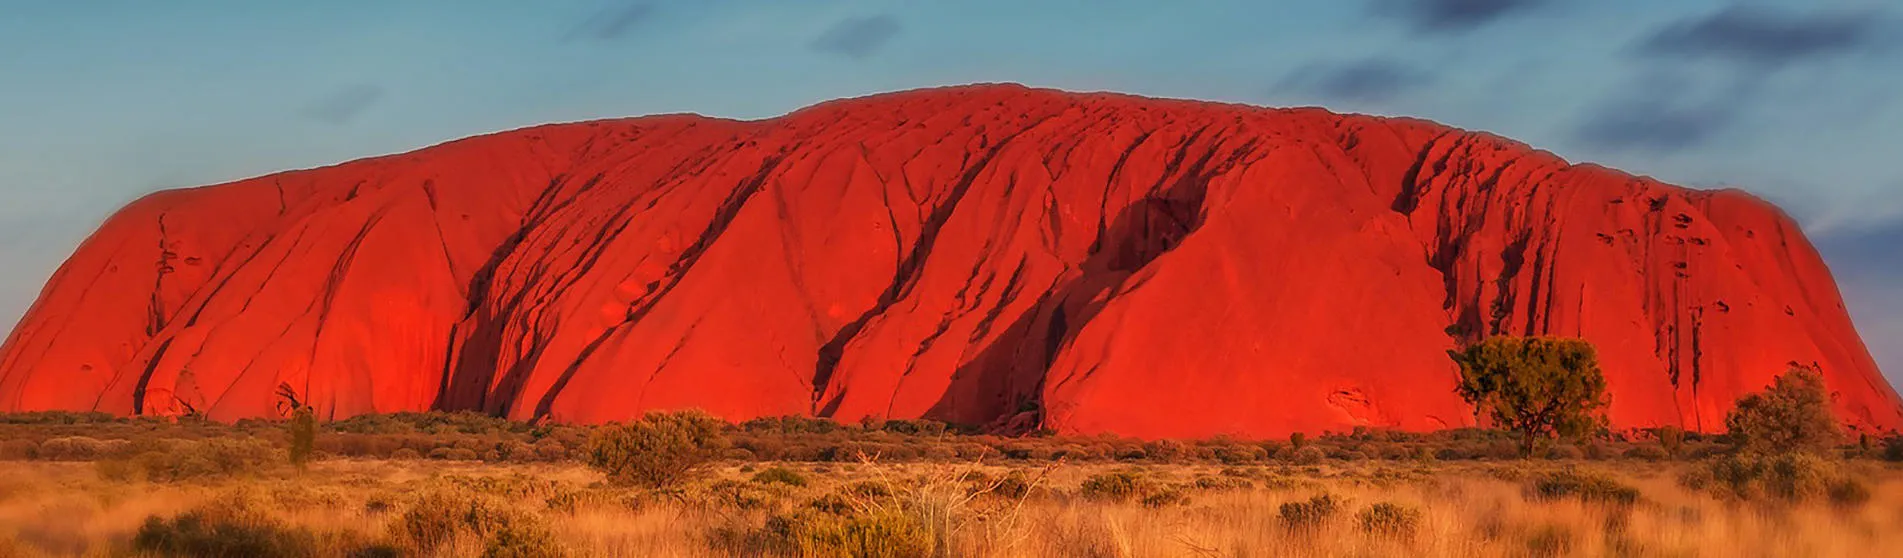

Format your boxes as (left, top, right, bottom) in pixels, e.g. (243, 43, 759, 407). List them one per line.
(809, 493, 857, 516)
(1681, 453, 1865, 506)
(1140, 488, 1189, 508)
(394, 491, 564, 557)
(700, 479, 775, 510)
(481, 520, 567, 558)
(987, 470, 1031, 500)
(288, 406, 316, 470)
(1278, 494, 1341, 530)
(1079, 471, 1144, 502)
(1763, 453, 1833, 501)
(836, 481, 888, 501)
(132, 495, 383, 558)
(1290, 447, 1326, 465)
(1725, 366, 1841, 456)
(1528, 469, 1639, 507)
(715, 510, 932, 558)
(428, 447, 480, 461)
(587, 410, 728, 488)
(751, 466, 809, 487)
(1356, 502, 1422, 539)
(1191, 474, 1251, 492)
(109, 438, 278, 483)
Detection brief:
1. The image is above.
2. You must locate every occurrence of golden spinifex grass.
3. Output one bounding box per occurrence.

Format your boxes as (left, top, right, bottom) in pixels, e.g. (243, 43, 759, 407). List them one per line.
(0, 457, 1898, 557)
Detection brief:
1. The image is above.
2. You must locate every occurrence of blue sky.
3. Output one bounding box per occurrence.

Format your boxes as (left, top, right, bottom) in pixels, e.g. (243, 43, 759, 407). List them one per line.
(1, 0, 1898, 383)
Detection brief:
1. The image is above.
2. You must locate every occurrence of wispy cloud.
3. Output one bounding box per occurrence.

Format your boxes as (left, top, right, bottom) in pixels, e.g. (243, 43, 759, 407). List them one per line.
(301, 85, 384, 125)
(1573, 6, 1895, 153)
(568, 2, 654, 41)
(1370, 0, 1542, 33)
(1276, 59, 1433, 104)
(811, 15, 901, 59)
(1639, 6, 1884, 67)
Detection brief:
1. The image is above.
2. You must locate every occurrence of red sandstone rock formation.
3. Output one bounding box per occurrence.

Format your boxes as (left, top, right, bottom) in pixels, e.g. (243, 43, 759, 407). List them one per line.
(1, 84, 1895, 438)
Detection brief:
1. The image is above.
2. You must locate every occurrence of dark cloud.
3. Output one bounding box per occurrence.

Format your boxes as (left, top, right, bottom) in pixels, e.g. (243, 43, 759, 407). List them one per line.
(1568, 96, 1735, 151)
(1571, 89, 1742, 152)
(1567, 64, 1769, 153)
(1371, 0, 1542, 33)
(569, 2, 653, 41)
(1640, 6, 1882, 66)
(1817, 219, 1903, 276)
(1277, 59, 1433, 103)
(811, 15, 901, 59)
(301, 85, 384, 125)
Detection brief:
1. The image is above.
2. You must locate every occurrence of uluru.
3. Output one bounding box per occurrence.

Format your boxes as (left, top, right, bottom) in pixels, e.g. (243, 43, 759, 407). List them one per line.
(0, 84, 1895, 439)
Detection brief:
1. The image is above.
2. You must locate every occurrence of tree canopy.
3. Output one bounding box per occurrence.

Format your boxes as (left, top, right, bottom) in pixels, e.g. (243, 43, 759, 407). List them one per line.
(1450, 336, 1609, 456)
(1725, 365, 1841, 456)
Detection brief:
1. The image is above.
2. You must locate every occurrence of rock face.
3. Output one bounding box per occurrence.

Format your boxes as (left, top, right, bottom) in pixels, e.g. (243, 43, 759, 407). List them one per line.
(1, 85, 1896, 438)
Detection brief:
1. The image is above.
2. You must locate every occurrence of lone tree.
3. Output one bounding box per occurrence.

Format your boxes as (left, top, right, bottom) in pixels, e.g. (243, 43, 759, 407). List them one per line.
(587, 410, 729, 488)
(1450, 336, 1609, 457)
(276, 383, 316, 470)
(1725, 365, 1841, 456)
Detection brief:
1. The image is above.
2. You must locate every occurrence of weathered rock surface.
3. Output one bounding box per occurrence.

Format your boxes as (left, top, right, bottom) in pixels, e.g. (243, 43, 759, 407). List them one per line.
(2, 84, 1895, 438)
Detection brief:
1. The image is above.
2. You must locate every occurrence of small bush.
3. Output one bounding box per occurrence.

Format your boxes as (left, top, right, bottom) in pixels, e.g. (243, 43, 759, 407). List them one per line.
(988, 470, 1032, 500)
(110, 438, 278, 482)
(1290, 446, 1326, 465)
(809, 493, 857, 516)
(1079, 471, 1144, 502)
(364, 495, 398, 515)
(751, 466, 808, 487)
(288, 406, 316, 469)
(1140, 488, 1189, 508)
(132, 495, 381, 558)
(1657, 425, 1685, 459)
(1881, 435, 1903, 462)
(1528, 469, 1639, 506)
(1279, 494, 1341, 530)
(1191, 474, 1251, 492)
(1524, 524, 1575, 558)
(587, 410, 728, 488)
(96, 457, 142, 482)
(0, 438, 37, 460)
(1681, 453, 1865, 507)
(700, 479, 776, 511)
(1356, 502, 1422, 539)
(715, 510, 932, 558)
(1763, 453, 1832, 501)
(1545, 444, 1584, 460)
(428, 447, 479, 461)
(1827, 477, 1872, 508)
(1622, 445, 1668, 462)
(394, 490, 564, 557)
(36, 436, 113, 461)
(1725, 366, 1841, 456)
